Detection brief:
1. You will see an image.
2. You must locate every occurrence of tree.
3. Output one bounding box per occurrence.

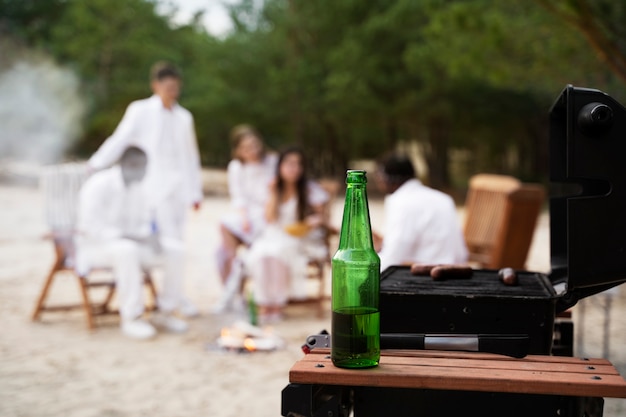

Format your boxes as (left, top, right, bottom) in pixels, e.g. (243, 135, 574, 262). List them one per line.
(0, 0, 67, 47)
(44, 0, 229, 159)
(2, 0, 622, 186)
(398, 0, 618, 184)
(536, 0, 626, 85)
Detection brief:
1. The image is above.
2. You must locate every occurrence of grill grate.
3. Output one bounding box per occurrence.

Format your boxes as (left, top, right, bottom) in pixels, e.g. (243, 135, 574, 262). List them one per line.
(381, 266, 555, 299)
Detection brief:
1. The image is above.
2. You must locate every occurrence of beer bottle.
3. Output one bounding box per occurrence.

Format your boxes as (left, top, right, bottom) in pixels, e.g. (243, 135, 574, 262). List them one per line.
(331, 170, 380, 368)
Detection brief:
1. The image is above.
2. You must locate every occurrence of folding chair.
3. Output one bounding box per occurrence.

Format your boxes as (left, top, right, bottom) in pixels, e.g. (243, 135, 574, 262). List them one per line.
(31, 163, 158, 330)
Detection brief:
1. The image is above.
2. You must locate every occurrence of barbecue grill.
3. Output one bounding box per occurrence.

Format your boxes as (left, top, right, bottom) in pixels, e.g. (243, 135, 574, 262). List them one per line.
(282, 85, 626, 417)
(379, 85, 626, 356)
(380, 267, 558, 355)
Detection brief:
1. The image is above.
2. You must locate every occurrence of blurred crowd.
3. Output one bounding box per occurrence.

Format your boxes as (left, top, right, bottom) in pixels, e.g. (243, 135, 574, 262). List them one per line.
(74, 62, 467, 340)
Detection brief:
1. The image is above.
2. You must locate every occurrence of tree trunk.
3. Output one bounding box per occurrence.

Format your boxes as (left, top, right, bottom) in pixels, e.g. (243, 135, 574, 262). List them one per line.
(287, 0, 304, 144)
(320, 118, 347, 178)
(386, 117, 400, 148)
(536, 0, 626, 85)
(424, 117, 450, 190)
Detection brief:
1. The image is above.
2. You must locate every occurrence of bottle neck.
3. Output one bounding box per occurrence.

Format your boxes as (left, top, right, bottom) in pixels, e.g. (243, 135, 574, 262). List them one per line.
(338, 183, 374, 250)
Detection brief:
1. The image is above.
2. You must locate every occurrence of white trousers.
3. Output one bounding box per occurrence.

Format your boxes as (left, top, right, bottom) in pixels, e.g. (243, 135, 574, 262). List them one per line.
(155, 193, 187, 241)
(82, 238, 185, 320)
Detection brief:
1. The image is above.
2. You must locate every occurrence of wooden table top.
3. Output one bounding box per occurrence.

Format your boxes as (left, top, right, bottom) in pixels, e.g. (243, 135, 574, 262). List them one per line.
(289, 349, 626, 399)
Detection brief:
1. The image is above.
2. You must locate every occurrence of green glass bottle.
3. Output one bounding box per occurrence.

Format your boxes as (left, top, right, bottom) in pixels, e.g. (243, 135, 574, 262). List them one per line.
(331, 170, 380, 368)
(248, 291, 258, 327)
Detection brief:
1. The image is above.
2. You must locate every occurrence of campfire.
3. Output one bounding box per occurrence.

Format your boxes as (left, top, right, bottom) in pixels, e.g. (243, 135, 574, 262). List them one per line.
(215, 320, 285, 353)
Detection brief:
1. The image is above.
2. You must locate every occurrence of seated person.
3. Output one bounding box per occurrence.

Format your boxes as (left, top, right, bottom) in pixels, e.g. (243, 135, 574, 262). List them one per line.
(245, 146, 329, 323)
(75, 146, 189, 340)
(375, 152, 468, 271)
(216, 125, 278, 285)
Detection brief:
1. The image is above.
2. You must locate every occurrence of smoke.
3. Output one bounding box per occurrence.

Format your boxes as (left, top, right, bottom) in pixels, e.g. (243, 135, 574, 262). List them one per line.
(0, 50, 86, 167)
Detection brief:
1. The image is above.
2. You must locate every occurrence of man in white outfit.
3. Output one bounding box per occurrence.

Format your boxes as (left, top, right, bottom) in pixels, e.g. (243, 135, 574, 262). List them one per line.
(76, 146, 188, 339)
(87, 62, 202, 316)
(375, 153, 468, 272)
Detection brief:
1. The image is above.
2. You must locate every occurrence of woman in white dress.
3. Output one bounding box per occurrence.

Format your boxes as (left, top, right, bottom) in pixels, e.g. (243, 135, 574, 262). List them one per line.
(246, 146, 329, 323)
(216, 125, 278, 284)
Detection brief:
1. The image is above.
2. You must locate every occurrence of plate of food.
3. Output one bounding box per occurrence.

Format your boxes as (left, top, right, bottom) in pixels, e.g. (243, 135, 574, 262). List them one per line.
(284, 221, 311, 237)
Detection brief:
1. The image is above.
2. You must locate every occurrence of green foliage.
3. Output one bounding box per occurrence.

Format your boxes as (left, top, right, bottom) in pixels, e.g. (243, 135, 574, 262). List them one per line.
(0, 0, 68, 47)
(1, 0, 624, 187)
(535, 0, 626, 85)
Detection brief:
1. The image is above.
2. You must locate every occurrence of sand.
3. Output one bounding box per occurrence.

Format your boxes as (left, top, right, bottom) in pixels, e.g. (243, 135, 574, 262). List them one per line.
(1, 178, 624, 417)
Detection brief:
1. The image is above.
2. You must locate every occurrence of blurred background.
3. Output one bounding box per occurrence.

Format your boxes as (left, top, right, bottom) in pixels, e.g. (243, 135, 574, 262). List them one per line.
(1, 0, 625, 194)
(2, 2, 626, 415)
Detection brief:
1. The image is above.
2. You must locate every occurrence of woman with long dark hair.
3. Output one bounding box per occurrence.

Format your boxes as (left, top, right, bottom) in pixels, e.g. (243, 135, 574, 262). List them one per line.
(245, 146, 329, 323)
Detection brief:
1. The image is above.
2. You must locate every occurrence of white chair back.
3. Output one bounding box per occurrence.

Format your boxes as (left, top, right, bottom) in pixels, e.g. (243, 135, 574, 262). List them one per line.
(40, 162, 88, 234)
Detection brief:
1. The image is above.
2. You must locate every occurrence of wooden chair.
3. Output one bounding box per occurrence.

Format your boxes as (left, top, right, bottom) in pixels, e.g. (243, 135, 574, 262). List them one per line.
(31, 163, 158, 330)
(463, 174, 545, 270)
(285, 233, 332, 318)
(31, 233, 158, 330)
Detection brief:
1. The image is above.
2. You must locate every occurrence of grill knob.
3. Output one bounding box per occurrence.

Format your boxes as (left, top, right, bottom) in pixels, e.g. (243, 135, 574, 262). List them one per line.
(577, 102, 614, 136)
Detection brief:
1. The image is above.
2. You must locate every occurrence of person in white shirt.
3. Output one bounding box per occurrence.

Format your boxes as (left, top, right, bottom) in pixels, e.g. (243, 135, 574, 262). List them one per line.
(87, 62, 202, 317)
(375, 153, 468, 272)
(216, 125, 278, 284)
(76, 146, 189, 340)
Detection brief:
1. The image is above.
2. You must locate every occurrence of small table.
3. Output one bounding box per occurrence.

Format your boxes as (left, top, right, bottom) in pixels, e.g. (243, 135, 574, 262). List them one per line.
(282, 349, 626, 417)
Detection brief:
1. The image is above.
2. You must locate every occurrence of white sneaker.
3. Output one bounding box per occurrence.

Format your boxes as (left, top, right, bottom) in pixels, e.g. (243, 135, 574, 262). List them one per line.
(121, 319, 157, 340)
(151, 312, 189, 333)
(178, 298, 200, 318)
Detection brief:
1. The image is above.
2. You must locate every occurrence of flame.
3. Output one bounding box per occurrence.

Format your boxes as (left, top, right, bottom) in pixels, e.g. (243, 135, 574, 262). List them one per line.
(218, 323, 282, 352)
(243, 337, 257, 352)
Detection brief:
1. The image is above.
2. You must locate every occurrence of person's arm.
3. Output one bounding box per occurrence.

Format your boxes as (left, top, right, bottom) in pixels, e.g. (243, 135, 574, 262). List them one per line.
(304, 181, 329, 227)
(264, 180, 279, 224)
(184, 113, 203, 210)
(227, 160, 246, 208)
(88, 103, 139, 170)
(226, 159, 253, 230)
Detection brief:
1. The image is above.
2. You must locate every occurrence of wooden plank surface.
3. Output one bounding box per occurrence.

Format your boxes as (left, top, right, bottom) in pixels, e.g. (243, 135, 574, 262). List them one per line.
(290, 350, 626, 398)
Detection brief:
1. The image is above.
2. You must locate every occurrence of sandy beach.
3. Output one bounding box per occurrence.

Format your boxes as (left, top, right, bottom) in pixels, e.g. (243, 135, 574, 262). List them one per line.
(1, 173, 625, 417)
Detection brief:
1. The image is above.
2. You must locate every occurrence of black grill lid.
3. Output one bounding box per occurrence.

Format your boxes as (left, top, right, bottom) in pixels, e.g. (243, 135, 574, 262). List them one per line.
(549, 85, 626, 310)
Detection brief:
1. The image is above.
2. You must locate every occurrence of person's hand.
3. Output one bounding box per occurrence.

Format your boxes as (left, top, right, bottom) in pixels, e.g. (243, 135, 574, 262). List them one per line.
(242, 217, 251, 233)
(372, 231, 383, 252)
(305, 214, 323, 228)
